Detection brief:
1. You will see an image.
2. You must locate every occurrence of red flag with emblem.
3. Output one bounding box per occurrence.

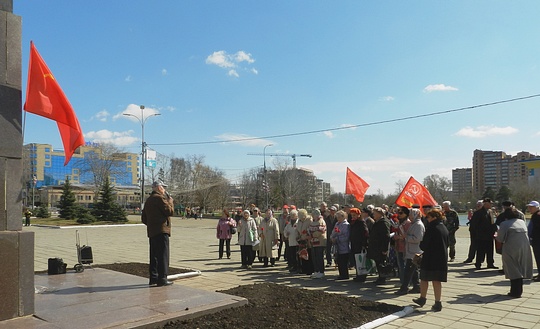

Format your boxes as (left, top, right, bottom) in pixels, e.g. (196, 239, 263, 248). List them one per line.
(345, 167, 370, 202)
(395, 176, 438, 211)
(24, 41, 84, 165)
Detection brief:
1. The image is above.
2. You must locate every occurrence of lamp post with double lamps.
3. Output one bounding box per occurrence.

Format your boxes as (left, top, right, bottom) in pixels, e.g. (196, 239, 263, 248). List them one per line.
(123, 105, 160, 209)
(263, 144, 273, 210)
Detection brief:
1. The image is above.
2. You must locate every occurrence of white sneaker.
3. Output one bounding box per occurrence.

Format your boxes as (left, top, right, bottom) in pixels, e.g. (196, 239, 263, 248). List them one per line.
(316, 272, 325, 279)
(310, 272, 320, 279)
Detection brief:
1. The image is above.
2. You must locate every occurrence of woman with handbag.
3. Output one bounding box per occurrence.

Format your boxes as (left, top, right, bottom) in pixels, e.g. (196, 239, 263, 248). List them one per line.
(395, 208, 425, 295)
(349, 208, 369, 282)
(367, 207, 391, 285)
(216, 209, 236, 259)
(413, 209, 449, 311)
(237, 210, 258, 269)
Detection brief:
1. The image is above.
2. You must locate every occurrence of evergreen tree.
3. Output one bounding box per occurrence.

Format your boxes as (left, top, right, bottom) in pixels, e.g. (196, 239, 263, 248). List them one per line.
(58, 178, 80, 219)
(36, 204, 50, 218)
(92, 177, 127, 222)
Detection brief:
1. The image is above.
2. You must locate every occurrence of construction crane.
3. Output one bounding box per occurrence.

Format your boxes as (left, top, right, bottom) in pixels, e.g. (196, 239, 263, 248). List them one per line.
(247, 153, 312, 168)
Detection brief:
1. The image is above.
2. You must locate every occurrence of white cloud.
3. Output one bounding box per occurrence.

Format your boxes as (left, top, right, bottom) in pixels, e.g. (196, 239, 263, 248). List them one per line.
(234, 51, 255, 64)
(162, 69, 168, 75)
(125, 75, 132, 82)
(323, 131, 334, 138)
(94, 110, 109, 122)
(304, 157, 433, 175)
(84, 129, 138, 146)
(455, 125, 518, 138)
(206, 50, 236, 68)
(215, 133, 274, 147)
(423, 84, 458, 93)
(380, 96, 395, 101)
(117, 104, 161, 121)
(206, 50, 257, 77)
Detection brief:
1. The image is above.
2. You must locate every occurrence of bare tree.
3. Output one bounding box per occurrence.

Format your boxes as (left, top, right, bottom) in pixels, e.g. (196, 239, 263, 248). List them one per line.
(423, 174, 452, 203)
(76, 143, 128, 197)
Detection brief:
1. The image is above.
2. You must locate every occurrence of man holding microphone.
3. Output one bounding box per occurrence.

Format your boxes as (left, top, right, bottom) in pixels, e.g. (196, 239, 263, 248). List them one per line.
(142, 180, 175, 286)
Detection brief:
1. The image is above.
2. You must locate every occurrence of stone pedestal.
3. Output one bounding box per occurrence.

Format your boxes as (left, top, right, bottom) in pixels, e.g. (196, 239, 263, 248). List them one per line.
(0, 0, 35, 321)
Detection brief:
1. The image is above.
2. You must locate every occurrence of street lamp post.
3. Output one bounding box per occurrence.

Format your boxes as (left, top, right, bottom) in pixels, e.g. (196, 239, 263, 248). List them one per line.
(263, 144, 273, 210)
(31, 174, 37, 210)
(123, 105, 160, 210)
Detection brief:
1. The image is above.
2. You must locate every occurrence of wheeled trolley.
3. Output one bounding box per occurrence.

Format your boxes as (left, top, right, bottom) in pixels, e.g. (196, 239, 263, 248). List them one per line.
(74, 230, 93, 272)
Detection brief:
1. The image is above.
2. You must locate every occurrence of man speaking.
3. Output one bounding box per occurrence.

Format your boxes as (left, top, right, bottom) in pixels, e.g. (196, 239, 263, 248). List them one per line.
(142, 180, 175, 286)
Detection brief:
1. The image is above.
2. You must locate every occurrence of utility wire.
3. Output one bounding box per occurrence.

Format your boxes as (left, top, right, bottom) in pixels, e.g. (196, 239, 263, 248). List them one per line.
(148, 93, 540, 147)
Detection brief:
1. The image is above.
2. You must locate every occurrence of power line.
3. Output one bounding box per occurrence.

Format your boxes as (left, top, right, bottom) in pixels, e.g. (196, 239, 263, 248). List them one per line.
(148, 93, 540, 147)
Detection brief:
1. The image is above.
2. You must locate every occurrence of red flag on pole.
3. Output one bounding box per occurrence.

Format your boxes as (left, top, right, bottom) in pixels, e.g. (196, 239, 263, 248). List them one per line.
(345, 167, 370, 202)
(24, 41, 84, 165)
(395, 176, 438, 212)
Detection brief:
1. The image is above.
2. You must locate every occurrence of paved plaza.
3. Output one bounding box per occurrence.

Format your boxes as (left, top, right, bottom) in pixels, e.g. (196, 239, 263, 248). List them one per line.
(2, 216, 540, 328)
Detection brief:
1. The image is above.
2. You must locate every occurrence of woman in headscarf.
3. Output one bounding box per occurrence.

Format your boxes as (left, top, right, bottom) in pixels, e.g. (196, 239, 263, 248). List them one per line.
(413, 209, 449, 311)
(296, 209, 314, 275)
(284, 209, 299, 273)
(237, 210, 258, 269)
(308, 208, 327, 279)
(216, 209, 236, 259)
(258, 209, 280, 267)
(496, 208, 533, 298)
(395, 208, 425, 295)
(367, 207, 391, 285)
(330, 210, 350, 280)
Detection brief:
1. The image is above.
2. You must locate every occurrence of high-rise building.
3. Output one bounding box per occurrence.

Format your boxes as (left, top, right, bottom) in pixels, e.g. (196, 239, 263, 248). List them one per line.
(452, 168, 472, 199)
(472, 149, 538, 197)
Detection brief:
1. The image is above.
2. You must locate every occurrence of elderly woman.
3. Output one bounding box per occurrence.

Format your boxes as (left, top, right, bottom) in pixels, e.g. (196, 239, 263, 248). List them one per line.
(496, 208, 533, 298)
(216, 209, 236, 259)
(368, 207, 391, 285)
(413, 209, 449, 312)
(296, 209, 314, 275)
(284, 209, 299, 273)
(349, 207, 369, 282)
(258, 209, 280, 267)
(308, 209, 327, 279)
(330, 210, 351, 280)
(395, 208, 425, 295)
(237, 210, 258, 269)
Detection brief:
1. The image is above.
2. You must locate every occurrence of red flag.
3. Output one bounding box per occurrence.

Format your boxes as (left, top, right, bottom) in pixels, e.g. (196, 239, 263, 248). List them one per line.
(345, 167, 370, 202)
(24, 41, 84, 165)
(395, 176, 438, 212)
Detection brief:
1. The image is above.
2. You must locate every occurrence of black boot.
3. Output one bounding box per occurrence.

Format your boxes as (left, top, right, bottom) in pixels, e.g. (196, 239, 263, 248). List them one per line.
(412, 296, 426, 307)
(431, 301, 442, 311)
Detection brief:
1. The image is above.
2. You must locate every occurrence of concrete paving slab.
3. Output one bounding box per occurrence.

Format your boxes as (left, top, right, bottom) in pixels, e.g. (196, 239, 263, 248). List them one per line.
(0, 268, 246, 329)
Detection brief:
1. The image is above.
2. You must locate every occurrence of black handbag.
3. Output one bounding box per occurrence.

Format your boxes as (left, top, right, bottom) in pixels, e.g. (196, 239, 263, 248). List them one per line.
(378, 259, 394, 278)
(230, 226, 237, 234)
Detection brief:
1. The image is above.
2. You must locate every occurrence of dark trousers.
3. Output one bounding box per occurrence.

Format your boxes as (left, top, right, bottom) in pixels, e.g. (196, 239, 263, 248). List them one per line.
(299, 248, 314, 275)
(287, 245, 298, 269)
(532, 244, 540, 274)
(466, 233, 477, 261)
(312, 246, 325, 274)
(325, 240, 333, 265)
(218, 239, 231, 258)
(240, 245, 254, 266)
(400, 259, 419, 290)
(476, 238, 495, 267)
(448, 233, 456, 259)
(149, 233, 170, 280)
(25, 216, 30, 226)
(510, 278, 523, 297)
(336, 253, 349, 279)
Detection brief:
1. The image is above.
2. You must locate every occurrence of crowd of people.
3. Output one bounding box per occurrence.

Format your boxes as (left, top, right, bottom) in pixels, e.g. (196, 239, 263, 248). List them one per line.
(212, 198, 540, 312)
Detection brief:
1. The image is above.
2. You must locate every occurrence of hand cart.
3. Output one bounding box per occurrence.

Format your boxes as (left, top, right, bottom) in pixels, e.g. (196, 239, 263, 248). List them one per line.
(74, 230, 93, 272)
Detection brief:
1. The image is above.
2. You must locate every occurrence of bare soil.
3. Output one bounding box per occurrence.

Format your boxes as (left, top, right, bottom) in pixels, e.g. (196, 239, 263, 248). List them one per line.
(93, 262, 402, 329)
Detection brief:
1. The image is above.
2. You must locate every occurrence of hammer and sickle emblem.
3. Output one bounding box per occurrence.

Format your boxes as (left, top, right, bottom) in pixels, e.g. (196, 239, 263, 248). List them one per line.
(44, 73, 55, 80)
(408, 183, 421, 196)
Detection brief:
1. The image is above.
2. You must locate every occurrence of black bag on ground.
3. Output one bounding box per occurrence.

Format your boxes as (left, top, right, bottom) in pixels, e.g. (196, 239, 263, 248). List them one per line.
(378, 259, 394, 278)
(48, 258, 67, 275)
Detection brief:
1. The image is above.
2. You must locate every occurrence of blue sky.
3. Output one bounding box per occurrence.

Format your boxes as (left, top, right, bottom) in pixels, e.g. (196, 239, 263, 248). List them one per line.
(17, 1, 540, 196)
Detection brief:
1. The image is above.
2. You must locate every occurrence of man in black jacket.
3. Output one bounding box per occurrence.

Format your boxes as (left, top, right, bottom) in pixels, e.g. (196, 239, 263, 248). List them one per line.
(472, 198, 498, 270)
